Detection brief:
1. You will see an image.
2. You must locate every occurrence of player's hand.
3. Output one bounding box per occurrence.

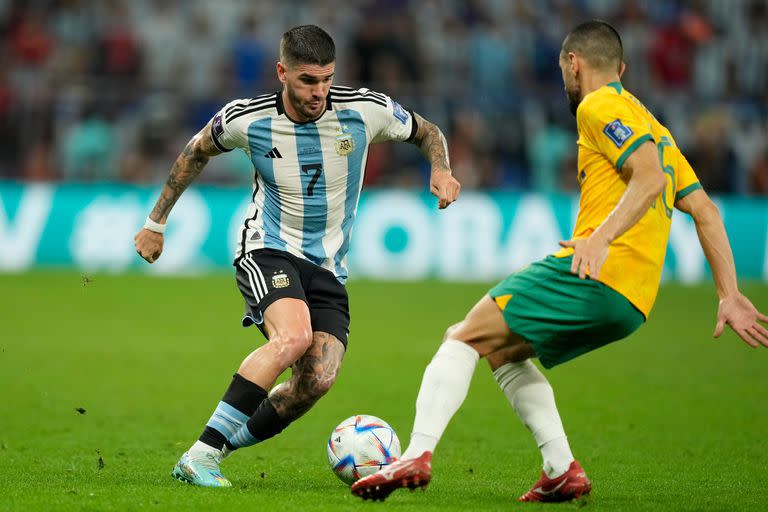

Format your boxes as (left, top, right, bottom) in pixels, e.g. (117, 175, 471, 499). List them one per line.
(559, 233, 610, 280)
(134, 229, 164, 263)
(430, 168, 460, 209)
(714, 293, 768, 348)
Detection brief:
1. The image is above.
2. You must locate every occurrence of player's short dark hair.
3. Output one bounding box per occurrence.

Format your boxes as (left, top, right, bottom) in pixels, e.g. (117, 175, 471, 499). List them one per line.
(561, 20, 623, 71)
(280, 25, 336, 68)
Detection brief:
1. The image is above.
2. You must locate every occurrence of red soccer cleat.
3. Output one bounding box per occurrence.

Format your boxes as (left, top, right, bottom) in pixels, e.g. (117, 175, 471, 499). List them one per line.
(350, 451, 433, 501)
(518, 460, 591, 502)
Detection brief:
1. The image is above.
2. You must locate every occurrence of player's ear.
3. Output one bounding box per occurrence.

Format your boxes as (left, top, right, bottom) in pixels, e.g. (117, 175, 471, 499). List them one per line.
(277, 61, 287, 83)
(619, 61, 626, 79)
(567, 52, 579, 76)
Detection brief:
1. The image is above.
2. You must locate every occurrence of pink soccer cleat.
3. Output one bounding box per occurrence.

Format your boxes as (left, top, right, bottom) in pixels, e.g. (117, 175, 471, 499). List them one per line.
(518, 460, 591, 502)
(350, 451, 433, 501)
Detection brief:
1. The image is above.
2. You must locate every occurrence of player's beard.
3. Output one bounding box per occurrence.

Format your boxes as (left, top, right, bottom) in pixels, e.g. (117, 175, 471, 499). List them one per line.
(285, 83, 324, 121)
(566, 85, 581, 117)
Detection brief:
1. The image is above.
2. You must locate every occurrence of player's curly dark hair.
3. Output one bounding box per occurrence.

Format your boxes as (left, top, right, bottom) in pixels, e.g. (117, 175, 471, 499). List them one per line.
(561, 20, 623, 72)
(280, 25, 336, 67)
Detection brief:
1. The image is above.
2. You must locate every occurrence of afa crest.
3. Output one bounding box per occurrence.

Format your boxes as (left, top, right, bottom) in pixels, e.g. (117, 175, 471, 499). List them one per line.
(272, 272, 290, 289)
(335, 125, 355, 156)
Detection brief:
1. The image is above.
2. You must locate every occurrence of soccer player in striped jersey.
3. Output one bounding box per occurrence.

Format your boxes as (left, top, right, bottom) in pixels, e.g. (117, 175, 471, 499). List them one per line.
(352, 20, 768, 502)
(134, 25, 460, 488)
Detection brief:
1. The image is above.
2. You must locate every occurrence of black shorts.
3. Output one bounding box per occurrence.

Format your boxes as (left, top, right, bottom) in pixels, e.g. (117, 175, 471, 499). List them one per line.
(235, 249, 350, 346)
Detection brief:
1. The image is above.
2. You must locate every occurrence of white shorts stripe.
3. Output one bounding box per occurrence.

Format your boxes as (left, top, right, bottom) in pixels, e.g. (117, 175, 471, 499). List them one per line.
(240, 256, 264, 303)
(249, 256, 269, 293)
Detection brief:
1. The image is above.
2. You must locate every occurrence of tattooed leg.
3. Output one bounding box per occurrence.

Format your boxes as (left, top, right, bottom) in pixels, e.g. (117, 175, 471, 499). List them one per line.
(225, 332, 344, 449)
(269, 332, 345, 423)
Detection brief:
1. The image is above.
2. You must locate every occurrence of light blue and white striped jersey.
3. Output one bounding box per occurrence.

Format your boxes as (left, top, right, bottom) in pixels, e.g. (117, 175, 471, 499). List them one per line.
(210, 86, 417, 283)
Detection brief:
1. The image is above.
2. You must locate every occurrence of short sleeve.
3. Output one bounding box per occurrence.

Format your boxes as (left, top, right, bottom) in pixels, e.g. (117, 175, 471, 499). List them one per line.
(578, 95, 655, 172)
(363, 90, 418, 144)
(209, 99, 250, 152)
(674, 152, 703, 201)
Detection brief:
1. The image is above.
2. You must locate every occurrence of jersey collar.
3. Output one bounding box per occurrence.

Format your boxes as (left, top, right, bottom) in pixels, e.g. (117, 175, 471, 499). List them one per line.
(606, 81, 623, 94)
(276, 90, 333, 124)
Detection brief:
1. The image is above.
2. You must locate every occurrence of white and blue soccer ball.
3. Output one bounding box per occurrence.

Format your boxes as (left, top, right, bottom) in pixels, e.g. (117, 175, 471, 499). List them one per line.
(327, 414, 401, 485)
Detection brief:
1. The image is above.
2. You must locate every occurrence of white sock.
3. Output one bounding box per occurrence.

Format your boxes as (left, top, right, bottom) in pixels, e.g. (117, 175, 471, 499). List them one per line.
(188, 440, 220, 457)
(401, 339, 480, 460)
(493, 360, 574, 478)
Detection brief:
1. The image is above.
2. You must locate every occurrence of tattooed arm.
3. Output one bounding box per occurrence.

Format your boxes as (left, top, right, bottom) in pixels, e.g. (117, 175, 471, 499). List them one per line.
(134, 120, 221, 263)
(409, 112, 460, 209)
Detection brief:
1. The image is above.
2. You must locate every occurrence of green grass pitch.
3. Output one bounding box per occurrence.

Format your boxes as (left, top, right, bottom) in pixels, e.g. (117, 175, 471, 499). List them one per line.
(1, 272, 767, 511)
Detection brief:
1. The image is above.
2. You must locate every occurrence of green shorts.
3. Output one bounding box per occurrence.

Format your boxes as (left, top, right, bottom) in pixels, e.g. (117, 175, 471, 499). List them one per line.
(488, 255, 645, 369)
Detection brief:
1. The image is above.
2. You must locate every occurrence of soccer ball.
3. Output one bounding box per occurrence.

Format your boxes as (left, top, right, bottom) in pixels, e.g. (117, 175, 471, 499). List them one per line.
(327, 414, 401, 485)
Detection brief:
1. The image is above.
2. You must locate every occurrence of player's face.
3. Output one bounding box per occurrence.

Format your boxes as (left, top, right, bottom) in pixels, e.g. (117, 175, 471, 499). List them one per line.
(559, 55, 581, 116)
(280, 62, 335, 121)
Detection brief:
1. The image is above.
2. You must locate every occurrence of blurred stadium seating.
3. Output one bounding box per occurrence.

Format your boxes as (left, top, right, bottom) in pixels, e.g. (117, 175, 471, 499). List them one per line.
(1, 0, 767, 194)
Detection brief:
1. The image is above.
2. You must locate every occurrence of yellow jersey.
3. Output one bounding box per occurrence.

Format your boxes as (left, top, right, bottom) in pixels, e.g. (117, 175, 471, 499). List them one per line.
(554, 82, 701, 318)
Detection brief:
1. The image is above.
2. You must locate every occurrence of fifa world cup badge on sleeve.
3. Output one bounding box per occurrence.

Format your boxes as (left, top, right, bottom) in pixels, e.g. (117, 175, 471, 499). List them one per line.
(213, 112, 225, 137)
(391, 100, 409, 125)
(603, 119, 633, 148)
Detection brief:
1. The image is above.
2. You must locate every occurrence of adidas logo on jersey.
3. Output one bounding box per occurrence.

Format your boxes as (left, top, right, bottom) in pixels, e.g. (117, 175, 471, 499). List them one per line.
(264, 147, 283, 158)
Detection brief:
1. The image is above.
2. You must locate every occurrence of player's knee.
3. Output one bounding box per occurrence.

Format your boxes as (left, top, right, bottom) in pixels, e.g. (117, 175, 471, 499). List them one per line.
(290, 367, 338, 406)
(272, 328, 313, 364)
(306, 369, 338, 399)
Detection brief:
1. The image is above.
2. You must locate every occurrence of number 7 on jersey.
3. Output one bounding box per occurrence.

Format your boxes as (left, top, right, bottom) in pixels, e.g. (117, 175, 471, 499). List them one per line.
(301, 163, 323, 197)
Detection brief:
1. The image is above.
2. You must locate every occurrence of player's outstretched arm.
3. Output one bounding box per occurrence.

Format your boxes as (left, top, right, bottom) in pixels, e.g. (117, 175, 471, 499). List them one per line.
(560, 141, 666, 279)
(134, 120, 222, 263)
(675, 189, 768, 348)
(408, 113, 460, 209)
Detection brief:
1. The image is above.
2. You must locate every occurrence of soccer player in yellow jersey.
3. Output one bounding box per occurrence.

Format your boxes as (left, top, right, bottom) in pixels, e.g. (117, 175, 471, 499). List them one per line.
(352, 20, 768, 503)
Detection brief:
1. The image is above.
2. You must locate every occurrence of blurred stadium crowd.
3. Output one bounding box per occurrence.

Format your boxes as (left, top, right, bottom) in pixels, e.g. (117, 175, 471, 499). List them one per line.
(2, 0, 767, 194)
